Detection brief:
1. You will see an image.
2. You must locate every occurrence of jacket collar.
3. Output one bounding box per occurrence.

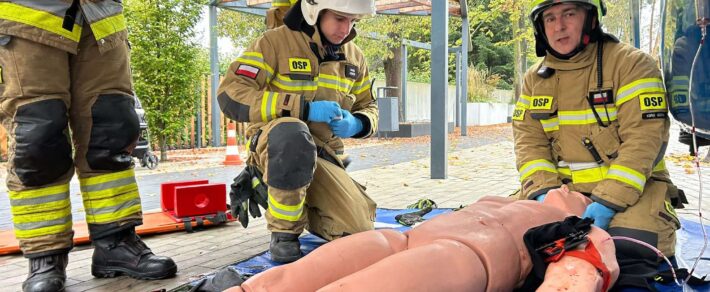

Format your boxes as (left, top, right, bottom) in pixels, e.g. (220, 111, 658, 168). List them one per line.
(542, 41, 598, 71)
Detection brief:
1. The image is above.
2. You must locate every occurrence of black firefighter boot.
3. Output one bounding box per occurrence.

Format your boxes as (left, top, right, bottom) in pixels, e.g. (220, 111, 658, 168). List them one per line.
(269, 232, 302, 263)
(91, 228, 177, 279)
(22, 253, 68, 292)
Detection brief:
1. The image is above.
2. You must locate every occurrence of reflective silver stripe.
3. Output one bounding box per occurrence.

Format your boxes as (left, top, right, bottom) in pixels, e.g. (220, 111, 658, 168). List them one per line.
(85, 198, 141, 216)
(239, 55, 274, 78)
(607, 168, 645, 188)
(268, 200, 303, 218)
(616, 79, 664, 105)
(6, 1, 71, 18)
(265, 91, 275, 120)
(81, 1, 123, 23)
(14, 214, 71, 231)
(559, 110, 617, 123)
(80, 176, 136, 193)
(274, 74, 317, 88)
(352, 78, 370, 92)
(10, 190, 69, 207)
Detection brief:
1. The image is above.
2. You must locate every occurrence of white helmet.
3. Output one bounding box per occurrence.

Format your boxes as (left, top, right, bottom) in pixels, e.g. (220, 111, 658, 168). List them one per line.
(301, 0, 376, 26)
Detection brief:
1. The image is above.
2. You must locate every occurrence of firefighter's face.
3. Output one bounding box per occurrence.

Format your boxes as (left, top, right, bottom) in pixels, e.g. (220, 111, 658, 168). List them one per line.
(542, 3, 587, 55)
(319, 10, 356, 45)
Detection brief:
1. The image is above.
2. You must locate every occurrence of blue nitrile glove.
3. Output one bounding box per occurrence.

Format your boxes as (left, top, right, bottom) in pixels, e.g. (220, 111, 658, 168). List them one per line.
(535, 194, 547, 202)
(329, 109, 363, 138)
(308, 101, 342, 123)
(582, 202, 616, 230)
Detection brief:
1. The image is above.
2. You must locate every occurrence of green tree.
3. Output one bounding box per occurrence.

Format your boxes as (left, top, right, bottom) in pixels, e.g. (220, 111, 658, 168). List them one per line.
(124, 0, 208, 160)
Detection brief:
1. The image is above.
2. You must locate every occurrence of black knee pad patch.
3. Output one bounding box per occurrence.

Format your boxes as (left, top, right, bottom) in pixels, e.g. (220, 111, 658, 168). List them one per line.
(266, 122, 316, 190)
(87, 94, 140, 171)
(608, 227, 659, 262)
(13, 99, 72, 186)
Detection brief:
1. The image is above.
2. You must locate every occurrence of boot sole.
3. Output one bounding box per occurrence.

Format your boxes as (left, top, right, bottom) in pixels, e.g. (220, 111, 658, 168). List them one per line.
(91, 264, 177, 280)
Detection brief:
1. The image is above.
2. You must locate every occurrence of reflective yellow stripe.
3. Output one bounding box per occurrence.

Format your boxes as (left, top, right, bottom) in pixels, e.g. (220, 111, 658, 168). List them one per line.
(90, 13, 126, 40)
(558, 107, 618, 125)
(80, 169, 138, 199)
(271, 92, 278, 120)
(541, 117, 559, 132)
(606, 165, 646, 192)
(86, 203, 142, 224)
(12, 199, 70, 215)
(352, 77, 371, 95)
(616, 78, 665, 107)
(272, 0, 293, 7)
(272, 74, 318, 91)
(261, 91, 279, 122)
(0, 3, 82, 42)
(517, 95, 532, 109)
(653, 159, 667, 172)
(15, 221, 72, 239)
(80, 169, 135, 187)
(237, 52, 275, 76)
(519, 159, 558, 181)
(83, 189, 140, 210)
(318, 74, 354, 93)
(268, 192, 305, 222)
(12, 200, 71, 224)
(571, 165, 609, 184)
(9, 184, 69, 200)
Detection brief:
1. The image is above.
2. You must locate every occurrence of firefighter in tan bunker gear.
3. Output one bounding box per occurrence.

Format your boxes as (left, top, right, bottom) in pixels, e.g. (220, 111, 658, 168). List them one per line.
(218, 0, 378, 263)
(514, 0, 684, 288)
(0, 1, 176, 291)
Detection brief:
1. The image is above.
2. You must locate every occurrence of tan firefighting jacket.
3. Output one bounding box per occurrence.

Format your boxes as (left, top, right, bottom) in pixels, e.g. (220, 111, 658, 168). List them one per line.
(0, 0, 127, 54)
(513, 40, 671, 211)
(217, 19, 377, 155)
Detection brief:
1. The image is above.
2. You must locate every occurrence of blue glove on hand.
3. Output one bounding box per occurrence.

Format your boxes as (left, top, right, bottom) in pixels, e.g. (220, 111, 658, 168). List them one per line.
(534, 194, 547, 202)
(582, 202, 616, 230)
(329, 109, 363, 138)
(308, 101, 342, 123)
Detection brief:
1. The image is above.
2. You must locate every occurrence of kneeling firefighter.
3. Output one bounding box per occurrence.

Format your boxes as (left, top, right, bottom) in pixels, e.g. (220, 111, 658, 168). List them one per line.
(0, 1, 176, 291)
(513, 0, 687, 289)
(218, 0, 379, 264)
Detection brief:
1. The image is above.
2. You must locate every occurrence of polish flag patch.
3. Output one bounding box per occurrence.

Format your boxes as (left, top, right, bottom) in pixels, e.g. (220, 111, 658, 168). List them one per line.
(236, 64, 259, 79)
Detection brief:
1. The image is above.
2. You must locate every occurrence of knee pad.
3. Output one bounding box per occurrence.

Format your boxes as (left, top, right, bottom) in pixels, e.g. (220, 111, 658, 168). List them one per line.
(608, 227, 660, 263)
(13, 99, 72, 186)
(87, 94, 140, 171)
(266, 121, 316, 189)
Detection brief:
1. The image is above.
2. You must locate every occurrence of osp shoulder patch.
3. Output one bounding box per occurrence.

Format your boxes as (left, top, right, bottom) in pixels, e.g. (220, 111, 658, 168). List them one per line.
(639, 93, 667, 111)
(345, 64, 359, 79)
(529, 96, 553, 110)
(236, 64, 259, 79)
(512, 107, 526, 121)
(288, 58, 311, 73)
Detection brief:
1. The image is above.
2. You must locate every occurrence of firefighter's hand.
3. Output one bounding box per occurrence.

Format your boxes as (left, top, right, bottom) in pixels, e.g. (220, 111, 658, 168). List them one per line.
(582, 202, 616, 230)
(307, 101, 342, 123)
(329, 109, 363, 138)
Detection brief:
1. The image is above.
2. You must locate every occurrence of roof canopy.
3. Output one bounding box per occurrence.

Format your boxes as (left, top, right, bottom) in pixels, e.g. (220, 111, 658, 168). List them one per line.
(215, 0, 465, 17)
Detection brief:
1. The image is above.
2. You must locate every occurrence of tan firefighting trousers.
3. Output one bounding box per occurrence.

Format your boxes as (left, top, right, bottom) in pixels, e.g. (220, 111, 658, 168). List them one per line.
(0, 23, 142, 256)
(248, 117, 376, 241)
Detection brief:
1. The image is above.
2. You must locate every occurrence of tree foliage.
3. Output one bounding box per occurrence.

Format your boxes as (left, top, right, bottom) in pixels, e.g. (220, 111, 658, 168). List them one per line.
(124, 0, 208, 159)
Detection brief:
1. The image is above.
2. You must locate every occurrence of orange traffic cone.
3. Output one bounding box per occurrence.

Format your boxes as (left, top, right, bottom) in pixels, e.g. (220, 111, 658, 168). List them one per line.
(223, 123, 244, 165)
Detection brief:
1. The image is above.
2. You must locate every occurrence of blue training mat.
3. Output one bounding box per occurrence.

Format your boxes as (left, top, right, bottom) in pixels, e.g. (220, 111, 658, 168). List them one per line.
(198, 209, 710, 291)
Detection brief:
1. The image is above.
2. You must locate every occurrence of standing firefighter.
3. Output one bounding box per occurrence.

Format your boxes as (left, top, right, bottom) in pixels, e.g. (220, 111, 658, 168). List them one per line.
(0, 1, 176, 291)
(218, 0, 378, 263)
(513, 0, 684, 289)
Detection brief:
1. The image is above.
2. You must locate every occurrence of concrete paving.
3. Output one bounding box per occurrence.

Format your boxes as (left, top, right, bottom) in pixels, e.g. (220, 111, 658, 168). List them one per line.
(0, 122, 708, 292)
